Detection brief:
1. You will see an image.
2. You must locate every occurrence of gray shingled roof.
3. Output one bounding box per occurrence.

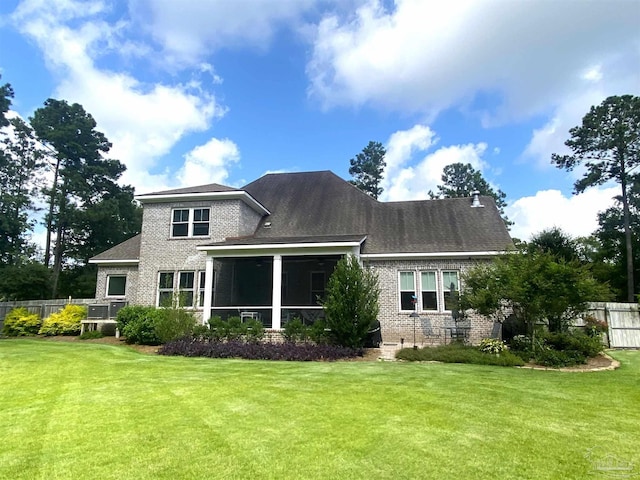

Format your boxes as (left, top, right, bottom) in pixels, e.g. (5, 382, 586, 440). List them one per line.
(240, 171, 512, 254)
(93, 171, 512, 261)
(141, 183, 237, 196)
(207, 234, 367, 247)
(89, 234, 141, 262)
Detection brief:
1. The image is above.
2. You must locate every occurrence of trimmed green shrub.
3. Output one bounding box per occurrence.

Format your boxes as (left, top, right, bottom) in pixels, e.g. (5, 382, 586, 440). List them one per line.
(79, 330, 104, 340)
(2, 307, 42, 336)
(534, 347, 586, 368)
(244, 319, 265, 343)
(204, 316, 263, 343)
(223, 316, 246, 341)
(396, 344, 525, 367)
(116, 305, 156, 334)
(39, 304, 86, 336)
(308, 319, 330, 345)
(323, 254, 380, 348)
(207, 316, 227, 341)
(282, 317, 308, 343)
(122, 310, 161, 345)
(154, 307, 196, 343)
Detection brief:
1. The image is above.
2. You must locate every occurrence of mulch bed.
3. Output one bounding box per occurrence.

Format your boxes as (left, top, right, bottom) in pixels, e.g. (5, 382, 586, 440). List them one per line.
(30, 336, 621, 369)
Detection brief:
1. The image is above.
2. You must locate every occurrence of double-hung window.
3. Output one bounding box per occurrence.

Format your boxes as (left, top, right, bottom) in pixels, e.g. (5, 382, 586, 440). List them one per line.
(171, 208, 210, 237)
(399, 271, 417, 311)
(420, 271, 438, 311)
(158, 272, 175, 307)
(178, 271, 195, 307)
(442, 271, 460, 311)
(192, 209, 210, 236)
(158, 271, 199, 307)
(172, 210, 189, 237)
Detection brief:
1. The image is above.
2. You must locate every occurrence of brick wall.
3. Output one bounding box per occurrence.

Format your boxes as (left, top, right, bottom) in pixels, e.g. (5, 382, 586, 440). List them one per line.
(367, 258, 495, 345)
(135, 199, 263, 308)
(94, 265, 138, 303)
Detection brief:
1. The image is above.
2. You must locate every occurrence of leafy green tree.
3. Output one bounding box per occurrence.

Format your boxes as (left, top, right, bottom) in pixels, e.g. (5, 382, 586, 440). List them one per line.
(528, 227, 579, 263)
(591, 174, 640, 301)
(30, 99, 132, 296)
(322, 254, 380, 348)
(349, 141, 386, 199)
(429, 162, 511, 226)
(459, 245, 611, 337)
(0, 263, 52, 301)
(552, 95, 640, 302)
(0, 75, 13, 127)
(0, 118, 45, 265)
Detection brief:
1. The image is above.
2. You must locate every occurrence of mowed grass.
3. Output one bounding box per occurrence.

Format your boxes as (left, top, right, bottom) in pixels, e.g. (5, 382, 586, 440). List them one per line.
(0, 340, 638, 480)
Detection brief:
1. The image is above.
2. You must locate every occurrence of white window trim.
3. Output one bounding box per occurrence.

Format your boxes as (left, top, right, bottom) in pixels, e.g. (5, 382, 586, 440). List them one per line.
(105, 275, 127, 298)
(398, 270, 417, 313)
(419, 270, 438, 312)
(398, 269, 461, 313)
(170, 207, 211, 238)
(441, 270, 460, 313)
(178, 271, 196, 308)
(157, 271, 175, 307)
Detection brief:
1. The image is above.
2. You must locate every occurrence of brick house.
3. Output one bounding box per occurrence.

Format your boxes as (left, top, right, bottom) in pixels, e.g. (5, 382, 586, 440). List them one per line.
(90, 171, 512, 344)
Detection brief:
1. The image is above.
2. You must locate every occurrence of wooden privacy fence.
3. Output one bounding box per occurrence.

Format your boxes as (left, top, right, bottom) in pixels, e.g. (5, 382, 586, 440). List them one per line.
(0, 298, 96, 330)
(588, 302, 640, 348)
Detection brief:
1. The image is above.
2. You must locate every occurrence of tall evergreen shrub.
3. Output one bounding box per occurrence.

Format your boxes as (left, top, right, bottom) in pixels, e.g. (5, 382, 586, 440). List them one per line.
(323, 255, 380, 348)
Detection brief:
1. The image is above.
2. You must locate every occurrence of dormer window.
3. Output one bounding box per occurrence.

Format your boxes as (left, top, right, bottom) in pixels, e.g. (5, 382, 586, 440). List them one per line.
(171, 208, 210, 237)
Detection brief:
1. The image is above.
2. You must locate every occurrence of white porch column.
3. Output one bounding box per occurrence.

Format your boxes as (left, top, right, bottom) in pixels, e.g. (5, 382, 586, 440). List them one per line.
(271, 254, 282, 329)
(202, 255, 215, 324)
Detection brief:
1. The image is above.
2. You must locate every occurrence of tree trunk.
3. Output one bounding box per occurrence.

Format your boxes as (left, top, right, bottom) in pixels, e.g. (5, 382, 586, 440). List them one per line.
(620, 161, 636, 302)
(44, 157, 61, 268)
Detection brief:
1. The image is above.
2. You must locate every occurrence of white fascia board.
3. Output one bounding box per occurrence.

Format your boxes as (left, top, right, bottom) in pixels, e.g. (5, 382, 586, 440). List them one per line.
(88, 259, 139, 265)
(360, 251, 504, 260)
(135, 191, 270, 216)
(197, 241, 363, 257)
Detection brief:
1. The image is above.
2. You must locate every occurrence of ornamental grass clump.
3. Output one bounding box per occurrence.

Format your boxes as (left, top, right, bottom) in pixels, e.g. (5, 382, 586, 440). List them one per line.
(39, 304, 86, 336)
(2, 307, 41, 336)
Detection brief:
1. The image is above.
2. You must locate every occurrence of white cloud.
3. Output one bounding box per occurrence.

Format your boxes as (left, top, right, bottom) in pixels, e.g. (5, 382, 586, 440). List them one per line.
(380, 123, 495, 202)
(506, 187, 619, 241)
(12, 0, 225, 195)
(307, 0, 640, 124)
(522, 56, 639, 170)
(129, 0, 323, 66)
(177, 138, 240, 187)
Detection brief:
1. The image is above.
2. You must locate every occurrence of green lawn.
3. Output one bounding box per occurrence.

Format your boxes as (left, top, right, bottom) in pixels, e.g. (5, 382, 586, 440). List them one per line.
(0, 339, 638, 480)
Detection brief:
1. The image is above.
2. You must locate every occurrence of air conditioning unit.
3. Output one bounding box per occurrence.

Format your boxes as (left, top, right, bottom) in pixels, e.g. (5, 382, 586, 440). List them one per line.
(109, 301, 128, 318)
(88, 305, 109, 319)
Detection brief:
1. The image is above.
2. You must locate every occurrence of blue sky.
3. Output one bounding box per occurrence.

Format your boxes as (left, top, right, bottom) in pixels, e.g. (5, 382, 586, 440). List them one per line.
(1, 0, 639, 242)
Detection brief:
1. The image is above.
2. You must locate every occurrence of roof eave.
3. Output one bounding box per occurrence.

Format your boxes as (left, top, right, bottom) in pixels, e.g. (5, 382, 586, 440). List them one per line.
(88, 259, 140, 266)
(360, 251, 505, 260)
(135, 191, 270, 216)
